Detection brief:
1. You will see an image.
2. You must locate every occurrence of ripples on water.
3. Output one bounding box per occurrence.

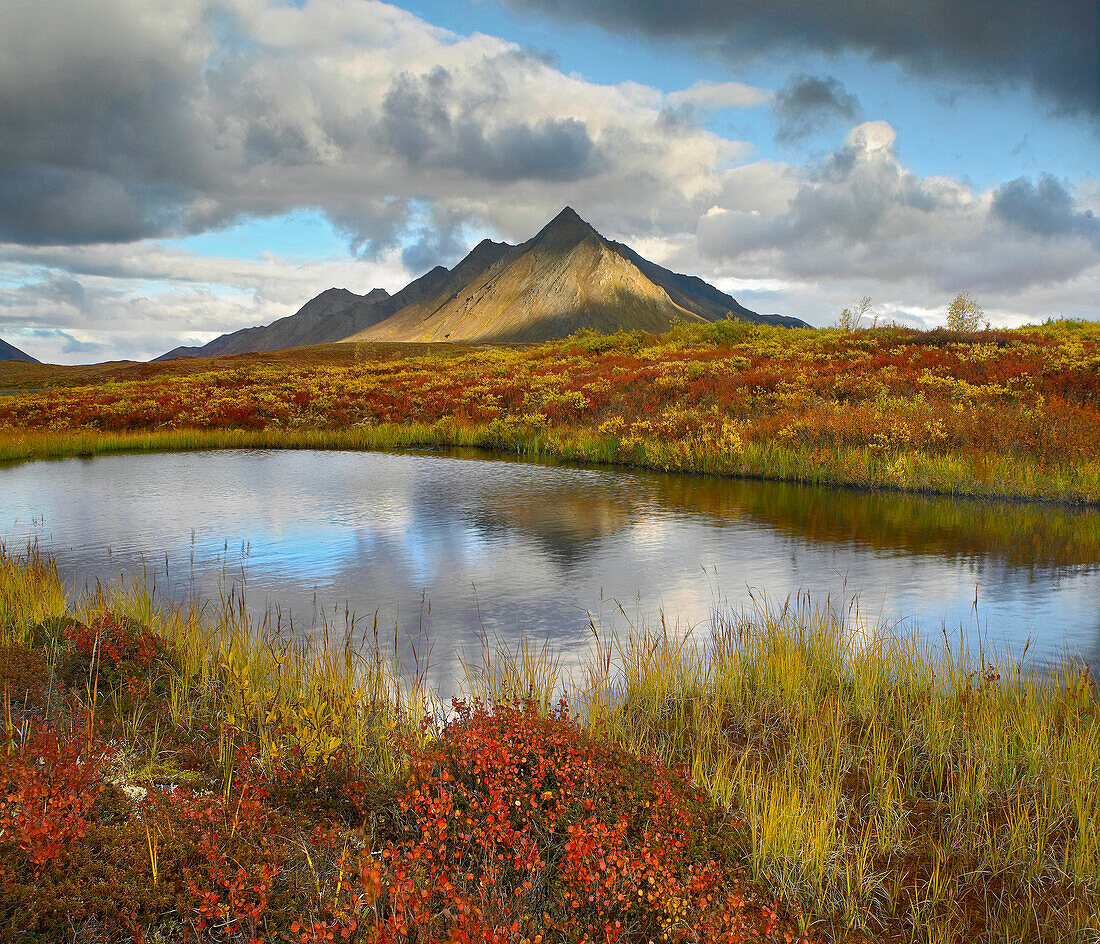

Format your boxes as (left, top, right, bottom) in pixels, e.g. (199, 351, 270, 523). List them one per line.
(2, 448, 1097, 688)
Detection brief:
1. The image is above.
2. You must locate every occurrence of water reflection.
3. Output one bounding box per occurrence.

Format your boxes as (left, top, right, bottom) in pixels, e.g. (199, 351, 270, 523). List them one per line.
(2, 448, 1097, 689)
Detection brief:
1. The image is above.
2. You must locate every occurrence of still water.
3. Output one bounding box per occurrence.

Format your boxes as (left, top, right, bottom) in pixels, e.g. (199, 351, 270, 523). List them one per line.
(2, 449, 1098, 688)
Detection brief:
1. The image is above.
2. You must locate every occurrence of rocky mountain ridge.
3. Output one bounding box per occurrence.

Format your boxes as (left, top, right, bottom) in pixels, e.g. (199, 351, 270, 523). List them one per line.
(159, 208, 806, 359)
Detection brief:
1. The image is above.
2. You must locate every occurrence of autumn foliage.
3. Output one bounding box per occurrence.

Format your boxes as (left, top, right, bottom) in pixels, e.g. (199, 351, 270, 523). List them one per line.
(0, 607, 803, 943)
(2, 320, 1099, 501)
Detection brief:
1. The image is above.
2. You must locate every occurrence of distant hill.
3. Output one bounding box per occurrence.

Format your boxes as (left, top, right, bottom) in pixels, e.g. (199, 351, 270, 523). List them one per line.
(157, 207, 806, 359)
(0, 338, 39, 363)
(156, 287, 394, 360)
(345, 207, 807, 343)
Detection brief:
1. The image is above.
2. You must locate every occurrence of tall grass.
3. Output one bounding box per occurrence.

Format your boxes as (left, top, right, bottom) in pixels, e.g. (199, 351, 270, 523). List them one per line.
(2, 544, 1097, 941)
(0, 543, 417, 785)
(577, 597, 1100, 941)
(0, 543, 66, 642)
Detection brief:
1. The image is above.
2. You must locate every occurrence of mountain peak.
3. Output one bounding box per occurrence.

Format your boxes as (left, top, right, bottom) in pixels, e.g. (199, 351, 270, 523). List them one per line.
(531, 206, 600, 248)
(553, 205, 585, 225)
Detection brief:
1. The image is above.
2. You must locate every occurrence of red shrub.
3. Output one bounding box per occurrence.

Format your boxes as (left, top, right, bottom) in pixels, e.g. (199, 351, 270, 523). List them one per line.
(341, 699, 799, 944)
(0, 723, 107, 869)
(63, 613, 175, 698)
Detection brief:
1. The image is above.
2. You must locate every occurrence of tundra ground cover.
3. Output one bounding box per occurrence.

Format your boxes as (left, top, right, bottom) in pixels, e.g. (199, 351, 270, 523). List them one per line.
(2, 319, 1099, 502)
(2, 545, 1098, 943)
(0, 545, 802, 944)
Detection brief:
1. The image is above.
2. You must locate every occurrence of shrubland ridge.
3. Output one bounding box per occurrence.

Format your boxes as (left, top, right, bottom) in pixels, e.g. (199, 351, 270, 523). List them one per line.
(2, 544, 1098, 942)
(2, 319, 1099, 503)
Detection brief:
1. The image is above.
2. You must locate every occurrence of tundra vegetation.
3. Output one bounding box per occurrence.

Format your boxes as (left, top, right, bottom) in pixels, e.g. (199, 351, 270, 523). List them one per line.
(1, 319, 1099, 503)
(1, 544, 1098, 943)
(3, 319, 1099, 941)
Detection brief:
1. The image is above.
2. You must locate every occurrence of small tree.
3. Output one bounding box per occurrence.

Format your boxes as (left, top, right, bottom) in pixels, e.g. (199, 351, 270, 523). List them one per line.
(946, 292, 988, 331)
(836, 296, 874, 330)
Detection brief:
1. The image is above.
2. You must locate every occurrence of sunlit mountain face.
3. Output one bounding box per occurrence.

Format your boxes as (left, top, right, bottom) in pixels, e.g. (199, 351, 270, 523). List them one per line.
(157, 207, 807, 359)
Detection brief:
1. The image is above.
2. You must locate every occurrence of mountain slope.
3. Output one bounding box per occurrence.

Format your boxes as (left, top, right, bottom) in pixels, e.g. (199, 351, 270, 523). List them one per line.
(345, 208, 806, 344)
(0, 338, 39, 363)
(157, 207, 806, 359)
(604, 238, 806, 328)
(154, 240, 512, 360)
(156, 287, 396, 360)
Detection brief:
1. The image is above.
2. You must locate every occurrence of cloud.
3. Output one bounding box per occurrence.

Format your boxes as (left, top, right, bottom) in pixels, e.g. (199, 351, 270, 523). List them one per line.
(499, 0, 1099, 117)
(692, 121, 1100, 306)
(22, 328, 108, 356)
(0, 0, 212, 244)
(666, 81, 771, 111)
(0, 0, 1096, 360)
(992, 174, 1100, 247)
(0, 0, 743, 251)
(773, 75, 862, 144)
(0, 238, 419, 363)
(377, 68, 604, 182)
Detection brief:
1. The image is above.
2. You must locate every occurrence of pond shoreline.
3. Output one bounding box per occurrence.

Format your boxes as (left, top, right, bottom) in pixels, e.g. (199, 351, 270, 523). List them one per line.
(4, 446, 1096, 691)
(2, 424, 1098, 507)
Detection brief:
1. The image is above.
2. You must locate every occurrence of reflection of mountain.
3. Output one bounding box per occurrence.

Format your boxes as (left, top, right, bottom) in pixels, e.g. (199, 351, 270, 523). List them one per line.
(469, 486, 635, 570)
(429, 450, 1100, 572)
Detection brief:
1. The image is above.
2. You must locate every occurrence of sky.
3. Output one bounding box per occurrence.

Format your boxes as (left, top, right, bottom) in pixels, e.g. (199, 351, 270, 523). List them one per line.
(0, 0, 1097, 364)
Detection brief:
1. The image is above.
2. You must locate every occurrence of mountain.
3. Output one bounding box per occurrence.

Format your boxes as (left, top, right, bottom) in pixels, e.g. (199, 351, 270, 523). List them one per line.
(156, 287, 396, 360)
(344, 207, 807, 343)
(154, 243, 511, 360)
(157, 207, 806, 359)
(0, 338, 39, 363)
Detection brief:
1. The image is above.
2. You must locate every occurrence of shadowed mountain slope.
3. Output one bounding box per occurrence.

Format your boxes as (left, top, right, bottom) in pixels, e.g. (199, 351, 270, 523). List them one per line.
(154, 244, 513, 360)
(0, 338, 39, 363)
(156, 287, 395, 361)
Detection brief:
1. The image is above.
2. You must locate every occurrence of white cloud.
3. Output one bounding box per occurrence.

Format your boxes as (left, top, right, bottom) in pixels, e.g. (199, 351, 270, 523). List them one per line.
(667, 80, 772, 110)
(0, 240, 416, 363)
(0, 2, 1097, 360)
(693, 121, 1100, 323)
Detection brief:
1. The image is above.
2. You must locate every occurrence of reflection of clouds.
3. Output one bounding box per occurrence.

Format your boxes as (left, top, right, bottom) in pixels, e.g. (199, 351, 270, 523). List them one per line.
(2, 449, 1097, 693)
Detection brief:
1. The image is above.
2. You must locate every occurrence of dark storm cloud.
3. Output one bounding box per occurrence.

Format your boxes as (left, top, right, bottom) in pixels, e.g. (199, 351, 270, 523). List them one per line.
(773, 75, 863, 144)
(992, 175, 1100, 247)
(0, 0, 212, 244)
(0, 165, 190, 245)
(378, 69, 604, 182)
(500, 0, 1100, 116)
(400, 224, 468, 273)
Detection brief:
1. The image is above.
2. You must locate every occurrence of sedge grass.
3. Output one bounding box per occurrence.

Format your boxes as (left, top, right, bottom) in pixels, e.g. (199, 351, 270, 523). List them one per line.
(577, 596, 1100, 942)
(1, 544, 1098, 941)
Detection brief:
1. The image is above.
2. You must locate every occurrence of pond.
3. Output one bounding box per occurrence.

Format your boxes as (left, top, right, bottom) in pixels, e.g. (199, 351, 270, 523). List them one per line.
(2, 449, 1098, 689)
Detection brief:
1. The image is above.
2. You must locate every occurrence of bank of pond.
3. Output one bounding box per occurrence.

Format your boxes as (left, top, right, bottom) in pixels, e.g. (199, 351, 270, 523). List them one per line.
(2, 320, 1099, 504)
